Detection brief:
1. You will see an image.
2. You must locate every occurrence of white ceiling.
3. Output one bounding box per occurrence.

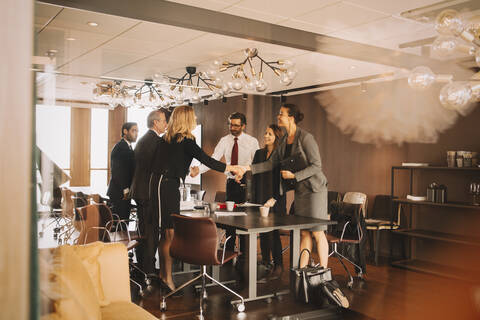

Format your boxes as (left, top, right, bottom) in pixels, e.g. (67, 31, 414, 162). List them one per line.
(35, 0, 470, 102)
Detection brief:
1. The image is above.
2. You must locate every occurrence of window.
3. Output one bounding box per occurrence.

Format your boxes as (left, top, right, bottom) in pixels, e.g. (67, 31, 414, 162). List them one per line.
(90, 108, 109, 194)
(36, 104, 71, 170)
(127, 108, 151, 149)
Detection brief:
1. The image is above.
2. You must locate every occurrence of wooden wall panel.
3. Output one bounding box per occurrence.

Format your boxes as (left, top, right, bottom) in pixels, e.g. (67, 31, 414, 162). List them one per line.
(194, 95, 278, 202)
(70, 108, 91, 186)
(108, 106, 126, 180)
(196, 82, 480, 262)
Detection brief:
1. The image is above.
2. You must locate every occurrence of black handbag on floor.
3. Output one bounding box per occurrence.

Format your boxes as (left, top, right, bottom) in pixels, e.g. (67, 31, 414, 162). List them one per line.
(290, 249, 349, 308)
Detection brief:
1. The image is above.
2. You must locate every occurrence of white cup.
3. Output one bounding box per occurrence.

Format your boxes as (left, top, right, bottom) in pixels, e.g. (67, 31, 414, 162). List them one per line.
(226, 201, 235, 211)
(209, 202, 217, 212)
(259, 206, 270, 217)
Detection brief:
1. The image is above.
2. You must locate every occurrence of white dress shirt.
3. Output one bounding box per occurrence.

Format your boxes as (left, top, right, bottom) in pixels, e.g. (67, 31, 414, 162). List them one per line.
(200, 132, 259, 179)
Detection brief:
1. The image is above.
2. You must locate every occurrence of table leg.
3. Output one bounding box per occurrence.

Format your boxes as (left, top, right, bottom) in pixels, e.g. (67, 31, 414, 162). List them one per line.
(246, 232, 257, 299)
(291, 228, 300, 268)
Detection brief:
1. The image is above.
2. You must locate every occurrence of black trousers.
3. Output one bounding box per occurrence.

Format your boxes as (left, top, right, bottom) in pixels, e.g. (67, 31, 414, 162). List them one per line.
(135, 198, 159, 275)
(110, 198, 131, 221)
(225, 178, 246, 255)
(260, 230, 283, 267)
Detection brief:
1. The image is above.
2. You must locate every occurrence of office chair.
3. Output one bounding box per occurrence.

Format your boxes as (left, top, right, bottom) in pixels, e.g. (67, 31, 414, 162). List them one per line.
(160, 214, 245, 318)
(343, 192, 367, 217)
(365, 195, 400, 265)
(327, 202, 365, 288)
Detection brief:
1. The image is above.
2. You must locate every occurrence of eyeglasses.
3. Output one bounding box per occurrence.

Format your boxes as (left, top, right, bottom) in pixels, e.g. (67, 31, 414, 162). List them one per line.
(229, 123, 242, 128)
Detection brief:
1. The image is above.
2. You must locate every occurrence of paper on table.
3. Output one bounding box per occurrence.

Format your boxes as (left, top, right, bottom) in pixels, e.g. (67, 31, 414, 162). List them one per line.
(180, 211, 206, 217)
(214, 211, 247, 216)
(236, 202, 262, 207)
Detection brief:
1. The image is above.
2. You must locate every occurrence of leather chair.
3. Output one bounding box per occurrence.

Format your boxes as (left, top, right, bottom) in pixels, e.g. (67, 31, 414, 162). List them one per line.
(160, 214, 245, 318)
(327, 202, 365, 288)
(365, 195, 400, 265)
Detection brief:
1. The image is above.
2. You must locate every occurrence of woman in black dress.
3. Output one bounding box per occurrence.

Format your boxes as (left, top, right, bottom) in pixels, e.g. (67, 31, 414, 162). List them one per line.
(252, 124, 286, 276)
(156, 105, 240, 291)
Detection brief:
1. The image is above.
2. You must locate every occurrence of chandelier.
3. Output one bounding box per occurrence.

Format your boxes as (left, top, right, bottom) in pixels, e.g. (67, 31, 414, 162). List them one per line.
(407, 9, 480, 115)
(160, 66, 220, 104)
(92, 80, 135, 107)
(205, 48, 298, 94)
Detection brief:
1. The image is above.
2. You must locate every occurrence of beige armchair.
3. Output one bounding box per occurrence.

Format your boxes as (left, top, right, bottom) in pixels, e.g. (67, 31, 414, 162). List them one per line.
(40, 242, 157, 320)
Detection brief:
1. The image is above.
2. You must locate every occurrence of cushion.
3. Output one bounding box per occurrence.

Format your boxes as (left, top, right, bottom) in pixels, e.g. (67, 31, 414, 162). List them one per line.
(72, 242, 110, 306)
(100, 301, 158, 320)
(50, 245, 101, 320)
(97, 243, 131, 302)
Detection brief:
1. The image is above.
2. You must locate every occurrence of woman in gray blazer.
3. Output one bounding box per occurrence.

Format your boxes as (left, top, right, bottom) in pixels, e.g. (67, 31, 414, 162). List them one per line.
(238, 104, 329, 268)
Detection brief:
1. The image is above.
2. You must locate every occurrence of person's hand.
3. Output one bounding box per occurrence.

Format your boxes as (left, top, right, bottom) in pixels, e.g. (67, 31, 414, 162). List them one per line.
(227, 165, 247, 183)
(264, 198, 276, 208)
(123, 189, 130, 200)
(281, 170, 295, 179)
(189, 166, 199, 177)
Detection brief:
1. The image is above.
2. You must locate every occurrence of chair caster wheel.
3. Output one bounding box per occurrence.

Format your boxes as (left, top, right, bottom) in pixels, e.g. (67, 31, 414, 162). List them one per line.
(145, 278, 152, 286)
(265, 297, 272, 304)
(347, 281, 353, 289)
(202, 290, 208, 299)
(146, 285, 153, 292)
(160, 300, 167, 311)
(39, 232, 44, 238)
(58, 239, 63, 245)
(237, 303, 245, 312)
(139, 289, 144, 297)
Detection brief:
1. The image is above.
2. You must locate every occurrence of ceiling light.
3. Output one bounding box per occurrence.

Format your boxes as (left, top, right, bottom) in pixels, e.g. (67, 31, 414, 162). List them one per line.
(408, 8, 480, 115)
(163, 66, 220, 104)
(66, 37, 76, 41)
(87, 22, 98, 27)
(350, 66, 356, 70)
(407, 66, 452, 90)
(207, 48, 298, 94)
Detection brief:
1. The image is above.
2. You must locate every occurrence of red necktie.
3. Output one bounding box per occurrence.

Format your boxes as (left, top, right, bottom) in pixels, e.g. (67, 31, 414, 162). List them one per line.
(231, 137, 238, 165)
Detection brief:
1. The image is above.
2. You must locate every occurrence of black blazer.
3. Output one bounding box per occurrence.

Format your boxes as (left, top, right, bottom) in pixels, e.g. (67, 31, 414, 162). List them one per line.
(130, 130, 161, 200)
(251, 148, 286, 214)
(107, 139, 135, 200)
(152, 136, 226, 180)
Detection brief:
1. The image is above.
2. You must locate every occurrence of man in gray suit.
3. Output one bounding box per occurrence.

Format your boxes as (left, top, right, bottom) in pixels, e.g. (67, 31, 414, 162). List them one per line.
(130, 108, 170, 278)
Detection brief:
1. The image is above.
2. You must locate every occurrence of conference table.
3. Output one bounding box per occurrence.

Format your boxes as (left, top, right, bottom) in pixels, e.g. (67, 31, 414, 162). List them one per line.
(181, 206, 335, 304)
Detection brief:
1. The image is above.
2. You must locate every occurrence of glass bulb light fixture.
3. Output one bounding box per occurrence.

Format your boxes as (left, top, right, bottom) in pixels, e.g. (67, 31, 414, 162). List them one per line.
(166, 66, 220, 105)
(211, 48, 297, 93)
(407, 66, 452, 90)
(435, 9, 475, 43)
(438, 81, 480, 114)
(432, 36, 476, 57)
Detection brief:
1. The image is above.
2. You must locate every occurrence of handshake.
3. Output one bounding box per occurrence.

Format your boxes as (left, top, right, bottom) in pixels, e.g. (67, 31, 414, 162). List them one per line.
(189, 164, 249, 183)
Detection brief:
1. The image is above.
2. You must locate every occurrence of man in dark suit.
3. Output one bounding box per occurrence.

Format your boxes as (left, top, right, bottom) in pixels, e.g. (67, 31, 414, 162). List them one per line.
(107, 122, 138, 222)
(130, 109, 170, 277)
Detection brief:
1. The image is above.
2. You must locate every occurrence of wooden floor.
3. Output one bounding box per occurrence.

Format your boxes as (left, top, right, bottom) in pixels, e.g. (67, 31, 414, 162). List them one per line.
(37, 217, 480, 319)
(134, 247, 480, 320)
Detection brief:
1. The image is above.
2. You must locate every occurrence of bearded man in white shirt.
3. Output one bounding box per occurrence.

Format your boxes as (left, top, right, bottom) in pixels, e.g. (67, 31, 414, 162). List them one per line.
(193, 112, 259, 203)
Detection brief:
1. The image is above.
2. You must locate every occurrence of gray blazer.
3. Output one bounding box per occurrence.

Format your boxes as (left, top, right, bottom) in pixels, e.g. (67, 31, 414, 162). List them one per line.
(251, 127, 327, 196)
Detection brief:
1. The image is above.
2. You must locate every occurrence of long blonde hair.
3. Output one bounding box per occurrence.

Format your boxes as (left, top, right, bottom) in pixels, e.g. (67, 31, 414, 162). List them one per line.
(164, 105, 196, 143)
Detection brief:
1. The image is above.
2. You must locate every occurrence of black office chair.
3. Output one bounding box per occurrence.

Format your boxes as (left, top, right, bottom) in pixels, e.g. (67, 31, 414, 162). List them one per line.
(327, 202, 365, 288)
(365, 195, 400, 265)
(160, 214, 245, 318)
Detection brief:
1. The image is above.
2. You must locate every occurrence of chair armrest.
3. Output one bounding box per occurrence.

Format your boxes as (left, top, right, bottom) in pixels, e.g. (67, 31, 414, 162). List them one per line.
(340, 221, 350, 241)
(220, 235, 232, 265)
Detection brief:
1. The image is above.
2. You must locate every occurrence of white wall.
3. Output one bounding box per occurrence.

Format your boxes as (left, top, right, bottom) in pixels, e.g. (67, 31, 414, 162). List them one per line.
(0, 0, 34, 319)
